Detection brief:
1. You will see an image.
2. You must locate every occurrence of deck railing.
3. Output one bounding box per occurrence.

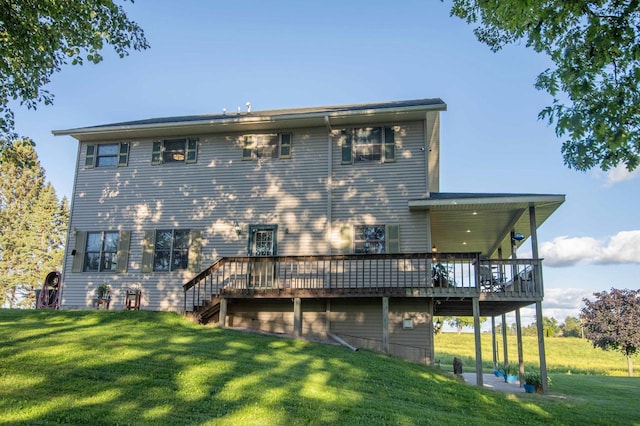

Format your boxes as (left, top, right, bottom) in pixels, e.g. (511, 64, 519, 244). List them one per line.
(183, 253, 543, 312)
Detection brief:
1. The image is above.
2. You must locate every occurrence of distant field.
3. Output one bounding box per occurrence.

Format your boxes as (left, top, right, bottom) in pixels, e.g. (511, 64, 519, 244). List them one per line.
(435, 332, 638, 376)
(1, 310, 639, 425)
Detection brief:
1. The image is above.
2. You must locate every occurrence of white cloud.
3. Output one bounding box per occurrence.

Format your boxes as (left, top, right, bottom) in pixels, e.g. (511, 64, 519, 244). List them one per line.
(604, 164, 640, 186)
(540, 231, 640, 266)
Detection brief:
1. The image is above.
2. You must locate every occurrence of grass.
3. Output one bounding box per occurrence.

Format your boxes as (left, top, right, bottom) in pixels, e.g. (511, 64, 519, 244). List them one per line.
(435, 332, 640, 376)
(0, 310, 638, 425)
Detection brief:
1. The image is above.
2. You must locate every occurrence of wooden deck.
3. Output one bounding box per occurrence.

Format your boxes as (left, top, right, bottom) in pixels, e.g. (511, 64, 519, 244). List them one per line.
(183, 253, 543, 316)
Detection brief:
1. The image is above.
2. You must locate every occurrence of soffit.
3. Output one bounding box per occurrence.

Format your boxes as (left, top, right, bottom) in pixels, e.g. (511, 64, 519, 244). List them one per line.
(409, 193, 565, 258)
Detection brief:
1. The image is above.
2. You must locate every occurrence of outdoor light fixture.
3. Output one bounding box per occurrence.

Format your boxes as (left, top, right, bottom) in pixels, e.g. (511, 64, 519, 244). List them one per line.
(512, 232, 525, 242)
(431, 245, 437, 253)
(234, 221, 242, 236)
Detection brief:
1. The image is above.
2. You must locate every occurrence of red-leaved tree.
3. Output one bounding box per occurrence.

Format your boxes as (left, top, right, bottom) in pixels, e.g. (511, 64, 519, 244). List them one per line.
(580, 288, 640, 377)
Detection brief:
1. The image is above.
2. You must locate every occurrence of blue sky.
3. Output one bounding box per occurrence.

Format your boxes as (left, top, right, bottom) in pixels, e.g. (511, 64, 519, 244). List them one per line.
(10, 1, 639, 325)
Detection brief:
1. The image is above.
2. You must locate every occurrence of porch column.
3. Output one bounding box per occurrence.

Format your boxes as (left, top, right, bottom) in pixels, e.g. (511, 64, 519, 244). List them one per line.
(325, 299, 331, 335)
(491, 316, 498, 370)
(529, 204, 549, 393)
(382, 297, 389, 354)
(515, 308, 524, 386)
(535, 301, 549, 393)
(293, 298, 302, 338)
(219, 298, 228, 328)
(472, 297, 483, 387)
(502, 313, 509, 366)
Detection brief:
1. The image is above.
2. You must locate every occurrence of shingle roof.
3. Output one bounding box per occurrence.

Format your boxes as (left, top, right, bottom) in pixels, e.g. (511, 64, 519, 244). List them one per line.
(87, 98, 446, 129)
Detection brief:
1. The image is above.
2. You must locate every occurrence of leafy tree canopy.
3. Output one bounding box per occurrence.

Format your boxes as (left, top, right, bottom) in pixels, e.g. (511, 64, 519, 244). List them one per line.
(580, 288, 640, 376)
(450, 1, 640, 172)
(0, 0, 148, 149)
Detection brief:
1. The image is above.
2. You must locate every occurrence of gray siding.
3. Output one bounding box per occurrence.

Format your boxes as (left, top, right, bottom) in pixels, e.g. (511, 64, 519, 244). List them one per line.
(330, 120, 430, 253)
(62, 116, 436, 311)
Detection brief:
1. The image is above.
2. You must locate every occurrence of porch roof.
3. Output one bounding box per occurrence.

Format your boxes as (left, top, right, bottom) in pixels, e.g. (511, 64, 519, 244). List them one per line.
(52, 98, 447, 142)
(408, 192, 565, 258)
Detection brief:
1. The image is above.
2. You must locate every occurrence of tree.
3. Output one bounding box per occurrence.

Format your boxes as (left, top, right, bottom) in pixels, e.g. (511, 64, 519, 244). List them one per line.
(445, 316, 487, 334)
(580, 288, 640, 376)
(0, 139, 68, 308)
(0, 0, 149, 148)
(542, 316, 560, 337)
(449, 1, 640, 172)
(561, 316, 583, 338)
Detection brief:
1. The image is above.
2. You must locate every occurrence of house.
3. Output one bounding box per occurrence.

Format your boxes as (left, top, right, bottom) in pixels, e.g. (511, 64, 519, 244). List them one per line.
(53, 98, 563, 389)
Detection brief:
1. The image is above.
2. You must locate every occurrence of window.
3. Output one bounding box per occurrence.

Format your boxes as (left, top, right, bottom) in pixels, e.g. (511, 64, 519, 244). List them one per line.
(153, 229, 190, 271)
(242, 133, 292, 160)
(354, 225, 386, 254)
(84, 231, 119, 271)
(340, 224, 399, 254)
(85, 143, 129, 168)
(341, 127, 395, 164)
(151, 138, 198, 165)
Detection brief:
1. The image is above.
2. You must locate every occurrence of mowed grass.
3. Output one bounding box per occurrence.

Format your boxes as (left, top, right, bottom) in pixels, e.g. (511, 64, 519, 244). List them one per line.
(435, 332, 640, 376)
(0, 310, 638, 425)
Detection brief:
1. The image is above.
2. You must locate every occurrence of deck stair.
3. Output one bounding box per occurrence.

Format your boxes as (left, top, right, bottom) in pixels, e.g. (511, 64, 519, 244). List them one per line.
(191, 297, 221, 324)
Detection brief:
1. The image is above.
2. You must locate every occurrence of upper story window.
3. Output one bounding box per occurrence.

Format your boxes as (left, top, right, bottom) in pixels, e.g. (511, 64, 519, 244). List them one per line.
(242, 133, 292, 160)
(85, 143, 129, 168)
(151, 138, 198, 165)
(84, 231, 119, 271)
(153, 229, 191, 271)
(341, 127, 395, 164)
(340, 224, 400, 255)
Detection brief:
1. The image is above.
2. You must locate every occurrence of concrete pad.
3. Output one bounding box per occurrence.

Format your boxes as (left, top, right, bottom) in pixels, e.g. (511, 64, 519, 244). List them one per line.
(461, 372, 526, 393)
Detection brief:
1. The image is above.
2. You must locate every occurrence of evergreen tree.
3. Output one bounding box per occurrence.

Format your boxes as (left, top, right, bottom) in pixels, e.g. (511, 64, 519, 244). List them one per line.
(0, 140, 68, 308)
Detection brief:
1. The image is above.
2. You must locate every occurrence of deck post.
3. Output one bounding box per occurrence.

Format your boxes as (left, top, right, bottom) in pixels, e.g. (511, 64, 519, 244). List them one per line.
(325, 299, 331, 335)
(502, 313, 509, 366)
(515, 308, 524, 386)
(293, 297, 302, 338)
(382, 297, 389, 354)
(472, 297, 483, 387)
(491, 316, 498, 370)
(535, 301, 549, 393)
(219, 298, 227, 328)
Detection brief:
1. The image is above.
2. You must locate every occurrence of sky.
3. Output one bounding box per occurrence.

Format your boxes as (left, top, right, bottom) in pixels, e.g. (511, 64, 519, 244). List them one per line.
(9, 1, 640, 326)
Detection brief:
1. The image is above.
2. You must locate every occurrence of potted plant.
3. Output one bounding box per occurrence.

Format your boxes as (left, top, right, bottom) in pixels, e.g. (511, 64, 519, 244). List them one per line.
(524, 370, 550, 393)
(501, 364, 518, 383)
(432, 263, 450, 287)
(96, 282, 111, 299)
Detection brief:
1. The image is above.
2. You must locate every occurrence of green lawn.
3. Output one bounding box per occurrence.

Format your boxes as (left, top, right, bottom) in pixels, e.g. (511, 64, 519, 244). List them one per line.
(1, 310, 639, 425)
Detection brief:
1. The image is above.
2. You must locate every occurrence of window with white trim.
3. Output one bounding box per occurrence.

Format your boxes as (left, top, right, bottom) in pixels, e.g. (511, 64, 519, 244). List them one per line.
(151, 138, 198, 165)
(84, 231, 119, 271)
(242, 133, 292, 160)
(341, 126, 395, 164)
(85, 143, 129, 168)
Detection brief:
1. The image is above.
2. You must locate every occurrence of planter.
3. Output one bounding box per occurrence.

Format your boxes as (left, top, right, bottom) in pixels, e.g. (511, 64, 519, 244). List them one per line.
(523, 384, 536, 393)
(505, 375, 518, 383)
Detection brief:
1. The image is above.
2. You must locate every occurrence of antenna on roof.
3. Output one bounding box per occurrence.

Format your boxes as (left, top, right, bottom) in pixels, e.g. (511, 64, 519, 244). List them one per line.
(246, 102, 251, 113)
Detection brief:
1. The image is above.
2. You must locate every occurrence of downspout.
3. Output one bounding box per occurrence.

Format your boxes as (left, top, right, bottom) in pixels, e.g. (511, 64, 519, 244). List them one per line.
(325, 116, 333, 254)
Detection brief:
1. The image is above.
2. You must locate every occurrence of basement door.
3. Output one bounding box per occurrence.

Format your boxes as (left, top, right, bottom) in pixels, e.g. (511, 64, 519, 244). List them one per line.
(247, 225, 277, 288)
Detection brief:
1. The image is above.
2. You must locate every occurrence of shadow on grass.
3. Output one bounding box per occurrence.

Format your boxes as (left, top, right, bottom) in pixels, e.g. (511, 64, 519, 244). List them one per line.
(2, 310, 635, 425)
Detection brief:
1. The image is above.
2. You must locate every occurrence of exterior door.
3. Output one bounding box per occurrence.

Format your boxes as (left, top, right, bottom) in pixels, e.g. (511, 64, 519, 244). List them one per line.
(248, 225, 277, 287)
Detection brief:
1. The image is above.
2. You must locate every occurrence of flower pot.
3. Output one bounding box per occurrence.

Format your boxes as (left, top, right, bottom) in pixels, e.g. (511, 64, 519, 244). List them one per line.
(505, 375, 518, 383)
(523, 384, 536, 393)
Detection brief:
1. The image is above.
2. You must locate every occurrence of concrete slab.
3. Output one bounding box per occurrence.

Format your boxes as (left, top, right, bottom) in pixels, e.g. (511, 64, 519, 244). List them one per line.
(461, 373, 526, 393)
